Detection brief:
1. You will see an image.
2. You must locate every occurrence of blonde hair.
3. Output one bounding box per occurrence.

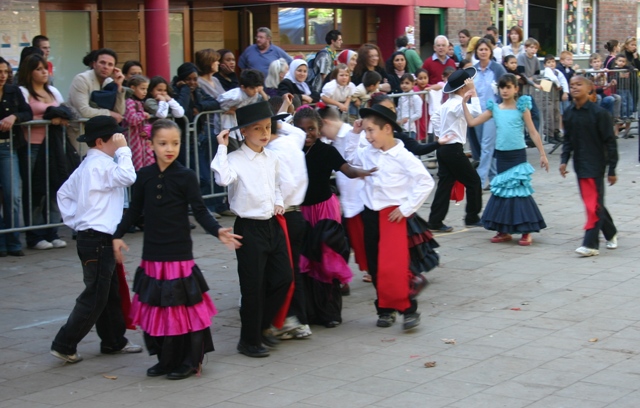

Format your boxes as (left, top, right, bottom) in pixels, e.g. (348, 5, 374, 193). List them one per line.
(560, 50, 573, 59)
(265, 58, 288, 88)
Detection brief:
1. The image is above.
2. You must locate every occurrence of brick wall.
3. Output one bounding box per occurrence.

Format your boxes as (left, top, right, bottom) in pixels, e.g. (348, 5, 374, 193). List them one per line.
(445, 0, 493, 45)
(596, 0, 638, 54)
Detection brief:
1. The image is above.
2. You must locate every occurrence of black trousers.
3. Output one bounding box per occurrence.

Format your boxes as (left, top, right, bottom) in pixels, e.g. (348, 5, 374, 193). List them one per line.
(52, 229, 128, 355)
(234, 217, 293, 347)
(361, 207, 417, 316)
(428, 143, 482, 227)
(283, 210, 308, 325)
(579, 177, 617, 249)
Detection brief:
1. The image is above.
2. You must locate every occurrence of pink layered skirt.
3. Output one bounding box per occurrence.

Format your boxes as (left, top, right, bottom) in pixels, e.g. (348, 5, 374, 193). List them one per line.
(130, 260, 217, 337)
(300, 194, 353, 284)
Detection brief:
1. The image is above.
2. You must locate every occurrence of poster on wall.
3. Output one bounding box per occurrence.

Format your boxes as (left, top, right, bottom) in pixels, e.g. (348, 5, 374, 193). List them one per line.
(579, 1, 593, 54)
(0, 4, 40, 70)
(505, 0, 524, 30)
(564, 1, 577, 53)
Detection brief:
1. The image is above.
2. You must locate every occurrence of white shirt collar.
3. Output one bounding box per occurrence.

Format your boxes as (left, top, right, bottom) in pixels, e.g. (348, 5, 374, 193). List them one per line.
(240, 142, 268, 160)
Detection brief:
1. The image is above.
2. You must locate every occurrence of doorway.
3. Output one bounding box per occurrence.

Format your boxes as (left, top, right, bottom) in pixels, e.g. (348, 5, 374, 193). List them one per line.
(529, 0, 558, 56)
(419, 14, 438, 59)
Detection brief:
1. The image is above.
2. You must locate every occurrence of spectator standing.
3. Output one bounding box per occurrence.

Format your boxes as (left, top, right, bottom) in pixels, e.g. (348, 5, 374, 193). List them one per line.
(395, 35, 423, 74)
(385, 51, 408, 96)
(32, 35, 53, 82)
(0, 57, 33, 257)
(310, 30, 342, 93)
(215, 49, 240, 91)
(422, 35, 457, 86)
(502, 26, 525, 59)
(352, 43, 391, 92)
(265, 58, 289, 98)
(454, 30, 471, 62)
(238, 27, 292, 77)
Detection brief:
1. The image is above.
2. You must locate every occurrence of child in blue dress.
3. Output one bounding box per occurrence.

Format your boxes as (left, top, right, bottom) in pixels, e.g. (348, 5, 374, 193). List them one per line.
(462, 74, 549, 246)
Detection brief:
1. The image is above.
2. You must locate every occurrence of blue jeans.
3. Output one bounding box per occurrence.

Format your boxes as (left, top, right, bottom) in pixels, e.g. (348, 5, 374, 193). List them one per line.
(51, 229, 128, 355)
(619, 89, 634, 118)
(475, 117, 497, 187)
(0, 143, 22, 251)
(19, 144, 61, 247)
(597, 94, 615, 116)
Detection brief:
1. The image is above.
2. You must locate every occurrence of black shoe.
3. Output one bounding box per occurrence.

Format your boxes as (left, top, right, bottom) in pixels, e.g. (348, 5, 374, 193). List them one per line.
(428, 224, 453, 233)
(376, 313, 396, 328)
(325, 320, 341, 328)
(237, 342, 270, 358)
(0, 251, 7, 257)
(340, 283, 350, 296)
(403, 312, 421, 330)
(167, 365, 197, 380)
(147, 363, 171, 377)
(8, 250, 24, 257)
(261, 331, 280, 347)
(189, 223, 196, 230)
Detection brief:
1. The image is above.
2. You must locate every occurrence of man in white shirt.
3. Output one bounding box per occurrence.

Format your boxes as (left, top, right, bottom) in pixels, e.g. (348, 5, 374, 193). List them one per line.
(427, 68, 483, 232)
(51, 116, 140, 364)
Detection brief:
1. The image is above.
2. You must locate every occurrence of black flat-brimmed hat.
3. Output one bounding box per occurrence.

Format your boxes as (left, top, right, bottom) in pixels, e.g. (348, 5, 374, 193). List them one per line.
(443, 67, 477, 94)
(358, 104, 404, 133)
(77, 116, 126, 143)
(231, 101, 288, 131)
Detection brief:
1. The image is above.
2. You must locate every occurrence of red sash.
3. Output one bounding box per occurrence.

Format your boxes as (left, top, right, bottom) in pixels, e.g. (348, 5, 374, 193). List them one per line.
(450, 181, 465, 202)
(579, 178, 599, 230)
(272, 214, 295, 329)
(345, 213, 368, 272)
(116, 263, 136, 330)
(377, 207, 411, 311)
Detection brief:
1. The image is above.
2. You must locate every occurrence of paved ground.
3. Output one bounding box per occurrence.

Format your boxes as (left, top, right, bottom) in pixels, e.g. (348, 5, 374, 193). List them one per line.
(2, 136, 640, 408)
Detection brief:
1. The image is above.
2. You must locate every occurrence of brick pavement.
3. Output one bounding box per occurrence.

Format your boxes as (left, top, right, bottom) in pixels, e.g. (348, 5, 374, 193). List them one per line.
(1, 137, 640, 407)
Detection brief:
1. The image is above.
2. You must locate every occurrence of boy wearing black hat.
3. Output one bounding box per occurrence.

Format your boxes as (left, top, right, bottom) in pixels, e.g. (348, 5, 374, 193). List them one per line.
(345, 104, 435, 330)
(51, 116, 141, 363)
(427, 69, 484, 233)
(211, 101, 293, 357)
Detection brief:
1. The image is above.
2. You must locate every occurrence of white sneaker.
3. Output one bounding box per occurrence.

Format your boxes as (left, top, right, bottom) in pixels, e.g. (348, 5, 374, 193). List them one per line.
(575, 246, 599, 257)
(606, 235, 618, 249)
(50, 350, 83, 363)
(33, 240, 53, 250)
(51, 239, 67, 248)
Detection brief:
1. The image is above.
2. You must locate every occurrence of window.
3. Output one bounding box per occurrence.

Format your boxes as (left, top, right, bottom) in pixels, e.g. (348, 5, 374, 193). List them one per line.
(562, 0, 595, 56)
(278, 7, 363, 48)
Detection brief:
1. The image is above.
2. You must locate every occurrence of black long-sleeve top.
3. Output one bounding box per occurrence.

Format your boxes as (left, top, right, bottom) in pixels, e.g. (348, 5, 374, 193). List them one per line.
(277, 79, 320, 103)
(114, 161, 221, 261)
(0, 84, 33, 148)
(561, 101, 618, 178)
(394, 131, 440, 156)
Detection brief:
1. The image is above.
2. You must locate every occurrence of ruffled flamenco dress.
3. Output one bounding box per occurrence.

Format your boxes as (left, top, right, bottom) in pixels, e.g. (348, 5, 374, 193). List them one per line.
(481, 96, 547, 234)
(130, 260, 217, 375)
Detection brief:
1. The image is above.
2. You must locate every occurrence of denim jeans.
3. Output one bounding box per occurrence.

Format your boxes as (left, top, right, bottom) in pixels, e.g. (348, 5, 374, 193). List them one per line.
(19, 144, 61, 247)
(0, 143, 22, 251)
(619, 89, 634, 119)
(475, 118, 497, 187)
(51, 229, 128, 355)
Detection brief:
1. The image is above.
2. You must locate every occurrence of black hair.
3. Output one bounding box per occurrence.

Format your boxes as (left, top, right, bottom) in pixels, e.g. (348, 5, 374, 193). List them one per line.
(147, 76, 174, 99)
(483, 34, 496, 46)
(414, 68, 428, 78)
(604, 40, 619, 53)
(86, 134, 113, 148)
(82, 50, 98, 67)
(544, 54, 556, 63)
(0, 57, 12, 83)
(268, 96, 284, 134)
(399, 73, 415, 83)
(95, 48, 118, 65)
(32, 35, 49, 47)
(487, 26, 499, 35)
(442, 66, 456, 78)
(458, 58, 472, 68)
(317, 105, 340, 120)
(385, 51, 407, 74)
(362, 70, 382, 88)
(325, 30, 342, 45)
(18, 54, 54, 100)
(18, 46, 44, 76)
(293, 105, 322, 130)
(497, 73, 519, 89)
(616, 53, 628, 61)
(122, 60, 143, 76)
(151, 118, 181, 140)
(503, 54, 517, 64)
(239, 69, 264, 88)
(395, 35, 409, 48)
(369, 92, 391, 108)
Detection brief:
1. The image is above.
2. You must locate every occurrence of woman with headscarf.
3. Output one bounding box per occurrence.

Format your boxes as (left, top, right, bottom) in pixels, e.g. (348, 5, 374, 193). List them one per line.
(277, 59, 320, 104)
(335, 50, 358, 76)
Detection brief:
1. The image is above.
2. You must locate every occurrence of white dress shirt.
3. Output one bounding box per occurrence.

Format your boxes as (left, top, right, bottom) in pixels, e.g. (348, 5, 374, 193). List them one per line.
(211, 143, 283, 219)
(321, 79, 356, 102)
(57, 147, 136, 235)
(397, 94, 423, 133)
(431, 94, 482, 144)
(333, 123, 365, 218)
(345, 133, 434, 217)
(265, 122, 308, 208)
